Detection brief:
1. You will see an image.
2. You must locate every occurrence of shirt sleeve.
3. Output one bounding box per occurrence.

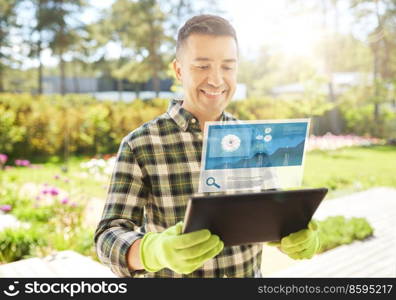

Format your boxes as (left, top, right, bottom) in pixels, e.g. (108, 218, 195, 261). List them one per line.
(94, 137, 149, 277)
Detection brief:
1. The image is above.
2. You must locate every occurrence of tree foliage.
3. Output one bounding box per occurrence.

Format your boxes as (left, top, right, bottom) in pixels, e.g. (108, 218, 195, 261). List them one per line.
(0, 0, 21, 91)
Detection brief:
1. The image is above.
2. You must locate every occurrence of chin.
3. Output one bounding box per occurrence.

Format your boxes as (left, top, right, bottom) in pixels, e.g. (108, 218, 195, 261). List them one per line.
(201, 97, 227, 111)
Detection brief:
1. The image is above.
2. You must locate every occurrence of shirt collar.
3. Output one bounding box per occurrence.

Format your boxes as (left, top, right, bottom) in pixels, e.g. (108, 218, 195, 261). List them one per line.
(167, 99, 235, 132)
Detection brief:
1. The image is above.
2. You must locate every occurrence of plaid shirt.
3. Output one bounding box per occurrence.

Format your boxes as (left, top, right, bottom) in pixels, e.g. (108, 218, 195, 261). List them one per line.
(95, 99, 262, 278)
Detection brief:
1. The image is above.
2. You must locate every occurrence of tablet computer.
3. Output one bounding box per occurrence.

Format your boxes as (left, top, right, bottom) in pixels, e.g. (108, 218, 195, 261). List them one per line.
(182, 187, 328, 246)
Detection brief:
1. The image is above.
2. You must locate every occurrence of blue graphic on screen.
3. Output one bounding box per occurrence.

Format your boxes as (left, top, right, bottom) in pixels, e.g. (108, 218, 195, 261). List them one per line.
(205, 122, 308, 170)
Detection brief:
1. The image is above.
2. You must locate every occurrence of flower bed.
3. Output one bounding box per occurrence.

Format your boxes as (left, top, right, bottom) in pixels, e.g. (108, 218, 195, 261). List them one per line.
(307, 133, 382, 151)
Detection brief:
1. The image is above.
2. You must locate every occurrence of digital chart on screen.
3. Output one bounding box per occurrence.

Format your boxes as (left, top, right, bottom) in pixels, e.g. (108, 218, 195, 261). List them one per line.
(198, 119, 310, 193)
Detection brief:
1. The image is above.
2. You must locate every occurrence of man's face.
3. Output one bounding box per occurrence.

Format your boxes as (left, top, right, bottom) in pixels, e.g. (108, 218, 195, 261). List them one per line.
(173, 34, 238, 118)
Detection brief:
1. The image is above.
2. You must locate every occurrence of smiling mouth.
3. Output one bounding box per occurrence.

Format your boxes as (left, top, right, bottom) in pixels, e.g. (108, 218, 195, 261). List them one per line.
(200, 90, 226, 96)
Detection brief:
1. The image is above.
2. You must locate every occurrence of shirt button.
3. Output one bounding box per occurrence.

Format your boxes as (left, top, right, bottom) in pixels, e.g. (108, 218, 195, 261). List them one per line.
(191, 118, 196, 124)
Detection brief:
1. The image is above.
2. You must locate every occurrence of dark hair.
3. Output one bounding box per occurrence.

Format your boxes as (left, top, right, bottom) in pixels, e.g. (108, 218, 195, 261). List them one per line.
(176, 14, 238, 57)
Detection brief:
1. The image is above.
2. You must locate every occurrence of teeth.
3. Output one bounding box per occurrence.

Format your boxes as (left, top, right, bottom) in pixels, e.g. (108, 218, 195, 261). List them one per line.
(203, 91, 223, 96)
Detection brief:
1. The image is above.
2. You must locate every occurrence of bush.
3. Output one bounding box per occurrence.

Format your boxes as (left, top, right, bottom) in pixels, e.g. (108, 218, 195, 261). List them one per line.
(0, 106, 25, 153)
(338, 84, 396, 138)
(0, 93, 168, 160)
(317, 216, 374, 253)
(13, 205, 54, 223)
(0, 226, 47, 263)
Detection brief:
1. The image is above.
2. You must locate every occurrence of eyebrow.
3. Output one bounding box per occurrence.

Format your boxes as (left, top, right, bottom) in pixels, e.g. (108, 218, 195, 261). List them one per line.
(194, 57, 237, 63)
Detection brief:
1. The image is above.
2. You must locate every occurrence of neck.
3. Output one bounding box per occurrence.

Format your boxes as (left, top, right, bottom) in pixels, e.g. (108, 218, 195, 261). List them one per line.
(198, 114, 222, 131)
(181, 102, 222, 131)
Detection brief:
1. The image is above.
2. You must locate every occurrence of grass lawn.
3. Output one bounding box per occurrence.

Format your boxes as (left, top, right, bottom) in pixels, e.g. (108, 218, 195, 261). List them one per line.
(302, 145, 396, 198)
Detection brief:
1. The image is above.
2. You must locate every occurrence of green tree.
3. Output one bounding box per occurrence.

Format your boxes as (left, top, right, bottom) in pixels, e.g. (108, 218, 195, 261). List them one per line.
(36, 0, 86, 95)
(0, 0, 21, 92)
(99, 0, 170, 97)
(350, 0, 396, 136)
(26, 0, 52, 94)
(94, 0, 221, 97)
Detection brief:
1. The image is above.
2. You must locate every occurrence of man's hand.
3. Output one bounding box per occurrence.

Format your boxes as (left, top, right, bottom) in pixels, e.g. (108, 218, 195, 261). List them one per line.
(139, 222, 224, 274)
(268, 221, 320, 260)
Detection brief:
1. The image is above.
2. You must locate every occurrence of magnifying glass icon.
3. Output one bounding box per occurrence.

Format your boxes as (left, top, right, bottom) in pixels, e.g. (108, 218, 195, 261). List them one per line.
(206, 177, 220, 189)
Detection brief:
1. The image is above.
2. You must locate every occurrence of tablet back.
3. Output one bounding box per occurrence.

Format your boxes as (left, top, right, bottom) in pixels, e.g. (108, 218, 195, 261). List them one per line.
(183, 188, 328, 246)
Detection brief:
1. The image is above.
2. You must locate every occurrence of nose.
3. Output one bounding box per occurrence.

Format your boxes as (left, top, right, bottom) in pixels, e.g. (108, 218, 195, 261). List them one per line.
(207, 67, 224, 88)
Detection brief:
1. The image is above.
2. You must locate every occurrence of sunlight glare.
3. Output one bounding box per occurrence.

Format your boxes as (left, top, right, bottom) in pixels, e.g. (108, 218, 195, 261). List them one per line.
(223, 0, 322, 58)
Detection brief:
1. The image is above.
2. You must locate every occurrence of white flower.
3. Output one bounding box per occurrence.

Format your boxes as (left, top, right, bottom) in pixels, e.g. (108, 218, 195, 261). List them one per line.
(264, 135, 272, 142)
(221, 134, 241, 152)
(80, 157, 117, 180)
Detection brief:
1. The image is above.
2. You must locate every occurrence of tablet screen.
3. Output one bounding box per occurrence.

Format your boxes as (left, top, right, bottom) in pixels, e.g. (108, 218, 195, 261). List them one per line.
(183, 188, 328, 246)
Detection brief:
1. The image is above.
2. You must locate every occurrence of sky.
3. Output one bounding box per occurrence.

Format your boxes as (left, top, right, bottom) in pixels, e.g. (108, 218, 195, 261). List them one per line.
(18, 0, 362, 68)
(222, 0, 356, 57)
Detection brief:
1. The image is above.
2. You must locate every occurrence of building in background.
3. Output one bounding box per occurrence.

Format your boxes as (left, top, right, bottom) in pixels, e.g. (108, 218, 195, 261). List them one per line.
(41, 76, 247, 102)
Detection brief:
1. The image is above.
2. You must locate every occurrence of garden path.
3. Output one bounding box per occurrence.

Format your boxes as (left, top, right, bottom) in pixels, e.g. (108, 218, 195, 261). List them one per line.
(0, 250, 115, 277)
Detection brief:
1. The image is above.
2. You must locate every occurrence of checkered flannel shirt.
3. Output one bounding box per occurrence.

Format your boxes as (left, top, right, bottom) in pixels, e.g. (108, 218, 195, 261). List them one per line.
(94, 99, 262, 278)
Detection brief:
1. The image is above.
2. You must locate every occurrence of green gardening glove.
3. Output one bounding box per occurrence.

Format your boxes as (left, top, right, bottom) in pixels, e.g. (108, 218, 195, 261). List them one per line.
(268, 221, 320, 260)
(139, 222, 224, 274)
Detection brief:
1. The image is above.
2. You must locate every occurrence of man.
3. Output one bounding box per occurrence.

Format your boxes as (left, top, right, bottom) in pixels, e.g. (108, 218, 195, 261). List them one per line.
(95, 14, 320, 278)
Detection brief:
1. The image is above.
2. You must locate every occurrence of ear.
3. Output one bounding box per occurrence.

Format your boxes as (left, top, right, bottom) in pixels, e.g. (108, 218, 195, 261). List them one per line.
(172, 58, 182, 82)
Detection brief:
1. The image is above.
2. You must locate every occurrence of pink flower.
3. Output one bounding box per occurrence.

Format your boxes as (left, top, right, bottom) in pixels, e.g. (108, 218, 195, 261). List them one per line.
(54, 175, 60, 180)
(0, 154, 7, 164)
(0, 205, 12, 213)
(15, 159, 31, 167)
(61, 197, 69, 205)
(70, 202, 78, 207)
(50, 188, 59, 196)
